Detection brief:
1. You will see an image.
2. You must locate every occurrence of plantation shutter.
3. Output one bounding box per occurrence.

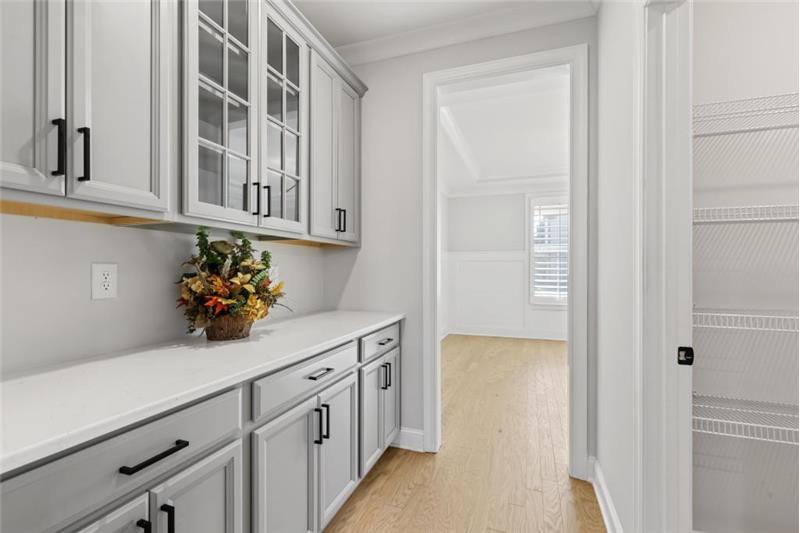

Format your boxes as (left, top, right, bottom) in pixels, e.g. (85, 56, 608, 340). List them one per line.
(530, 202, 569, 304)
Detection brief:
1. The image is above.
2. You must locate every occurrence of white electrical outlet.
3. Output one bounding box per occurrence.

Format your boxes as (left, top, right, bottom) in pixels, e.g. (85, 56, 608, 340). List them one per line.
(91, 263, 118, 300)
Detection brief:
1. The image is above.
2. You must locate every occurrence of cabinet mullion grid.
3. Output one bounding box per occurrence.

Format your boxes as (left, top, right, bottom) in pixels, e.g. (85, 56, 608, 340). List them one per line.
(198, 6, 252, 213)
(265, 19, 302, 223)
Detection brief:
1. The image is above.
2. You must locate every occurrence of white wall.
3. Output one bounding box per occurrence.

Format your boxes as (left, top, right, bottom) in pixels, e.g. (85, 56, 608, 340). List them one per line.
(0, 215, 329, 376)
(595, 2, 639, 531)
(693, 1, 799, 104)
(444, 193, 568, 340)
(323, 16, 598, 434)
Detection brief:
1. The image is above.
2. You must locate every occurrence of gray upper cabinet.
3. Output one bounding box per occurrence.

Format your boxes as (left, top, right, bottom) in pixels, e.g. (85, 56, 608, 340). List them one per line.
(309, 50, 361, 244)
(184, 0, 259, 225)
(76, 494, 149, 533)
(260, 6, 308, 233)
(67, 0, 169, 211)
(252, 397, 316, 533)
(149, 440, 243, 533)
(0, 0, 65, 197)
(0, 0, 168, 210)
(318, 373, 359, 529)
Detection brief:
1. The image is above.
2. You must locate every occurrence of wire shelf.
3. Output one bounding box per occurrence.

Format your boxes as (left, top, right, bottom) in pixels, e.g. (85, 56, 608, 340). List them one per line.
(693, 205, 798, 224)
(693, 312, 799, 332)
(694, 93, 798, 136)
(693, 394, 799, 445)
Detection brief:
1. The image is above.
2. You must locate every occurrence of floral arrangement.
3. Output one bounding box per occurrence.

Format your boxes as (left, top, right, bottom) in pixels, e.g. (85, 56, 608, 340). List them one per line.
(177, 227, 287, 338)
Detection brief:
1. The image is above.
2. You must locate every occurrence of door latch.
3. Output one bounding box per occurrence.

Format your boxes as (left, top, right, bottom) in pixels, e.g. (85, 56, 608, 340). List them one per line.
(677, 346, 694, 366)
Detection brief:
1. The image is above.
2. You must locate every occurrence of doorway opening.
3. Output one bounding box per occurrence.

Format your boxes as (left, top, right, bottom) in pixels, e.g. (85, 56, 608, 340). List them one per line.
(421, 45, 591, 481)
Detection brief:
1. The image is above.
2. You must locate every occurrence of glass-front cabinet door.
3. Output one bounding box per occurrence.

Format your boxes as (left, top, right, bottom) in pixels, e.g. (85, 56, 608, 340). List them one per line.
(260, 8, 307, 233)
(184, 0, 258, 225)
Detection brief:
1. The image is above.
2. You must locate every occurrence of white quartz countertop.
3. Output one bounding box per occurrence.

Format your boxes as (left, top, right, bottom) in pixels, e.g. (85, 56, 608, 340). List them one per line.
(0, 310, 404, 475)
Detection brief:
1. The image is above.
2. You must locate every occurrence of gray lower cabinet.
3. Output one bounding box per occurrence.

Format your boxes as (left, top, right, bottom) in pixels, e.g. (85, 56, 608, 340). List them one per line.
(318, 373, 359, 529)
(360, 347, 401, 477)
(252, 397, 317, 533)
(149, 440, 243, 533)
(252, 372, 360, 533)
(359, 356, 385, 476)
(382, 349, 401, 446)
(77, 494, 149, 533)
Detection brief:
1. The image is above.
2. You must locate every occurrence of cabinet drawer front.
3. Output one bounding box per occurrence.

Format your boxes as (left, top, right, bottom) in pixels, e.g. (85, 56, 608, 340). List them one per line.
(1, 389, 242, 533)
(252, 342, 358, 423)
(360, 322, 400, 362)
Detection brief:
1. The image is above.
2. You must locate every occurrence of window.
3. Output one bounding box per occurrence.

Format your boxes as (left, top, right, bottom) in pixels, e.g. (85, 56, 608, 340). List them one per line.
(529, 197, 569, 305)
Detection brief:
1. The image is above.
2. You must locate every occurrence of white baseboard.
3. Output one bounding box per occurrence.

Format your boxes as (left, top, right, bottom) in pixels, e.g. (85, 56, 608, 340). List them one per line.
(447, 325, 567, 341)
(592, 457, 623, 533)
(390, 427, 425, 452)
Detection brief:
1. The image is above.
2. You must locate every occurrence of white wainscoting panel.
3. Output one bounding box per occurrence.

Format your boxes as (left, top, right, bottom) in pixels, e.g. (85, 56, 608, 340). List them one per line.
(445, 251, 567, 340)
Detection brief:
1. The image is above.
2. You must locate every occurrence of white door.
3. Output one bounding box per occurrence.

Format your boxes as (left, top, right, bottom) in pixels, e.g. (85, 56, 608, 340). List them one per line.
(149, 441, 242, 533)
(183, 0, 258, 225)
(252, 398, 317, 533)
(309, 50, 338, 240)
(0, 0, 65, 196)
(359, 356, 385, 476)
(77, 494, 149, 533)
(317, 373, 359, 529)
(381, 349, 400, 446)
(68, 0, 168, 211)
(335, 82, 360, 243)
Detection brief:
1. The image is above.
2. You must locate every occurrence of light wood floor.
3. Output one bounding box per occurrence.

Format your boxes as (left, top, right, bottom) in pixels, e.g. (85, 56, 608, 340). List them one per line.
(325, 335, 606, 533)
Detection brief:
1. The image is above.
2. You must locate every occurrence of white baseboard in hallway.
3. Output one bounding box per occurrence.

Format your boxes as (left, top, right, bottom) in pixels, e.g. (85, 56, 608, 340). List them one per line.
(592, 457, 623, 533)
(391, 427, 425, 452)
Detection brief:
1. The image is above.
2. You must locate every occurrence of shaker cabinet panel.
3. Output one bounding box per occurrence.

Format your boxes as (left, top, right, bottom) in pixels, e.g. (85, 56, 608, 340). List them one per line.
(0, 0, 65, 196)
(318, 373, 359, 529)
(335, 83, 359, 243)
(382, 349, 401, 446)
(149, 440, 243, 533)
(309, 51, 338, 240)
(77, 494, 149, 533)
(309, 50, 361, 243)
(67, 0, 168, 210)
(252, 398, 316, 533)
(359, 357, 384, 477)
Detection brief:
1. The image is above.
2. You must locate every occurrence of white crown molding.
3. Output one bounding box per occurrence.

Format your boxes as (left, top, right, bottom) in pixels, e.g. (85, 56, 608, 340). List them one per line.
(439, 107, 481, 181)
(478, 170, 570, 183)
(336, 2, 598, 66)
(445, 176, 568, 198)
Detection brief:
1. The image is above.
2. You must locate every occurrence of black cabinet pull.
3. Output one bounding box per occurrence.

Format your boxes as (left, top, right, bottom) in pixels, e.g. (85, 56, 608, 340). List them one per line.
(160, 504, 175, 533)
(377, 337, 394, 346)
(334, 208, 342, 231)
(342, 209, 347, 233)
(387, 362, 392, 387)
(118, 440, 189, 475)
(136, 519, 152, 533)
(77, 126, 90, 181)
(51, 118, 66, 176)
(306, 367, 334, 381)
(264, 184, 271, 217)
(381, 364, 389, 390)
(314, 408, 324, 444)
(321, 403, 331, 439)
(252, 181, 260, 215)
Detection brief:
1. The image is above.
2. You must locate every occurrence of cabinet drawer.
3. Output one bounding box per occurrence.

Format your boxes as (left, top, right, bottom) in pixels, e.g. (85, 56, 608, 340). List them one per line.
(1, 389, 242, 533)
(360, 322, 400, 362)
(252, 342, 358, 424)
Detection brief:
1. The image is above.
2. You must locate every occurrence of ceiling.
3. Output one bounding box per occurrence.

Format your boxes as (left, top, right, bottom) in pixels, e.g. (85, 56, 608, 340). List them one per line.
(294, 1, 595, 49)
(438, 64, 570, 196)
